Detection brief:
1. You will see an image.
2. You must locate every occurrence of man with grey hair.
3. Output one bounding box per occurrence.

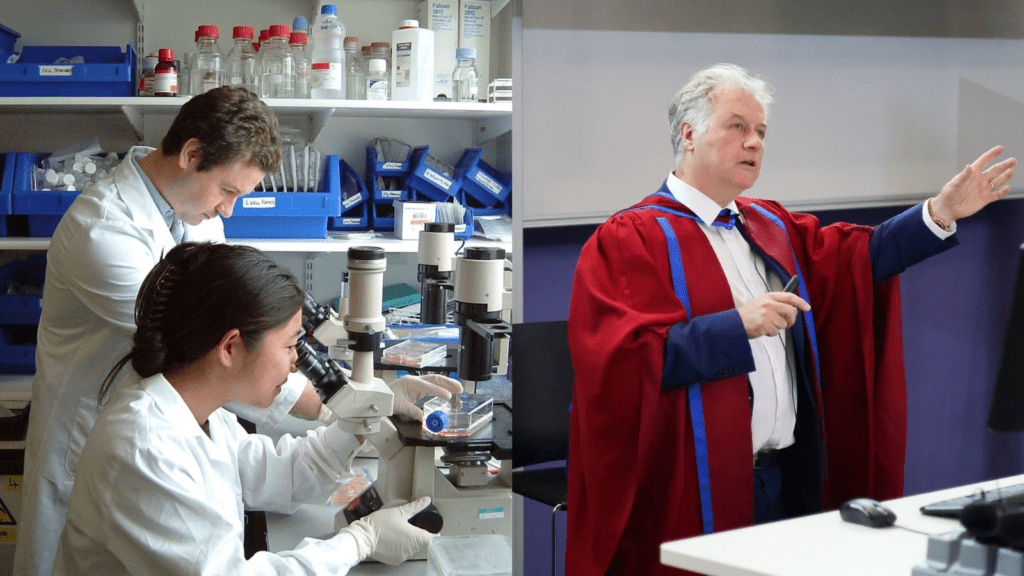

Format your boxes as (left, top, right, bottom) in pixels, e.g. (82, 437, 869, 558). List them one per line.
(566, 62, 1015, 575)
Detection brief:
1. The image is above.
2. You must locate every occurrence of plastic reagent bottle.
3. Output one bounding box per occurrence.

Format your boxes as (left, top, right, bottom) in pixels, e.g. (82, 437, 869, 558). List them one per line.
(292, 16, 308, 34)
(391, 20, 434, 102)
(260, 24, 295, 98)
(366, 58, 389, 101)
(370, 42, 392, 99)
(153, 48, 178, 97)
(452, 47, 479, 102)
(191, 25, 224, 95)
(226, 26, 258, 94)
(344, 36, 365, 100)
(310, 4, 346, 99)
(290, 31, 311, 98)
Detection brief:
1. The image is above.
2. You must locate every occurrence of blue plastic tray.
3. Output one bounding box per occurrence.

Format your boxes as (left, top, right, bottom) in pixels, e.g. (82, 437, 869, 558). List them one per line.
(366, 144, 411, 177)
(407, 146, 460, 202)
(328, 159, 369, 231)
(0, 255, 45, 325)
(222, 154, 341, 239)
(11, 152, 82, 237)
(0, 326, 35, 374)
(0, 23, 20, 55)
(454, 148, 512, 207)
(0, 153, 13, 237)
(371, 202, 395, 231)
(0, 44, 135, 97)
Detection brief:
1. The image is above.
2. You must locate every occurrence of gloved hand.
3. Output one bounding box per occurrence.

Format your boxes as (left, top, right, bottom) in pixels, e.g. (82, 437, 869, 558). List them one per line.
(389, 374, 463, 420)
(341, 497, 436, 565)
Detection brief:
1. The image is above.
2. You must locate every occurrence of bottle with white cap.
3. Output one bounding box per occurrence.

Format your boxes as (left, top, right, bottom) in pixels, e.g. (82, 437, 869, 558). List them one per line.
(310, 4, 346, 99)
(452, 47, 479, 102)
(366, 58, 389, 101)
(391, 19, 434, 102)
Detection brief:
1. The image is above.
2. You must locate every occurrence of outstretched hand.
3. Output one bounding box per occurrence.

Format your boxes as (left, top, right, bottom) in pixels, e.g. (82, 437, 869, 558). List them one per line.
(931, 146, 1016, 225)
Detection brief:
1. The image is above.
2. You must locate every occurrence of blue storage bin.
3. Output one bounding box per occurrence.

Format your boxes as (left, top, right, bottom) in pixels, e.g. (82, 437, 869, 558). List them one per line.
(371, 202, 395, 231)
(0, 326, 35, 374)
(368, 173, 409, 202)
(0, 44, 136, 97)
(12, 153, 81, 237)
(0, 255, 45, 325)
(0, 152, 14, 237)
(407, 146, 460, 202)
(223, 154, 341, 239)
(454, 205, 474, 240)
(366, 144, 412, 177)
(454, 148, 512, 207)
(328, 159, 369, 231)
(0, 23, 20, 54)
(458, 190, 509, 217)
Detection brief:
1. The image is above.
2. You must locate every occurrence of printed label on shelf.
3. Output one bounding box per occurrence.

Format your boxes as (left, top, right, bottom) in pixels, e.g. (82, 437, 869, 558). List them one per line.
(478, 506, 504, 520)
(382, 190, 401, 198)
(424, 168, 452, 190)
(243, 197, 277, 209)
(343, 193, 364, 209)
(39, 65, 73, 76)
(382, 162, 405, 171)
(343, 218, 361, 225)
(474, 171, 502, 195)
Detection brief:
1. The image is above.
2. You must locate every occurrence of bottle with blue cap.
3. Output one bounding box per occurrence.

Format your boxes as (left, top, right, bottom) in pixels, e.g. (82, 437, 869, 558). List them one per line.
(452, 46, 479, 102)
(310, 4, 346, 99)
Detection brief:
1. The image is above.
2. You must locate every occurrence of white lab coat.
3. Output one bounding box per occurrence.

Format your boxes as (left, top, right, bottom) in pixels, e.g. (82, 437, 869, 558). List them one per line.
(52, 373, 365, 576)
(14, 147, 305, 576)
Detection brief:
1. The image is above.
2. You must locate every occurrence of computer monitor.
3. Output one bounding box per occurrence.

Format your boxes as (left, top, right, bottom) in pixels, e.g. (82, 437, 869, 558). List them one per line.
(988, 244, 1024, 432)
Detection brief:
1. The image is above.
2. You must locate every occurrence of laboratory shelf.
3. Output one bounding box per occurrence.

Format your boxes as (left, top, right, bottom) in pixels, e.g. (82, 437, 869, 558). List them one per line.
(0, 235, 511, 254)
(0, 97, 512, 144)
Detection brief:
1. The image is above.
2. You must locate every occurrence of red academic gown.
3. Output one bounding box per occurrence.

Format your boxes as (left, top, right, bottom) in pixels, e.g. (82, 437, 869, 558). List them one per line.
(566, 190, 918, 576)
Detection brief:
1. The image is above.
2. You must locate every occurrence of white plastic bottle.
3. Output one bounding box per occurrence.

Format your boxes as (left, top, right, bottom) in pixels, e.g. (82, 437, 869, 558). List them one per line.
(226, 26, 258, 94)
(344, 36, 365, 100)
(391, 20, 434, 102)
(366, 58, 389, 101)
(260, 24, 295, 98)
(190, 25, 224, 95)
(290, 31, 311, 98)
(452, 47, 479, 102)
(310, 4, 346, 99)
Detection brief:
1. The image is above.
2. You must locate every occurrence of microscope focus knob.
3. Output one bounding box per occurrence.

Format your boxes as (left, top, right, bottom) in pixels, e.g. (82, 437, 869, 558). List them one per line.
(425, 410, 449, 433)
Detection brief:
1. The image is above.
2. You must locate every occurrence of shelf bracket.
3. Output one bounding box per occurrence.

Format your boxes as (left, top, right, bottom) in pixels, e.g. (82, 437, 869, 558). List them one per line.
(310, 108, 336, 143)
(120, 105, 145, 140)
(474, 114, 511, 147)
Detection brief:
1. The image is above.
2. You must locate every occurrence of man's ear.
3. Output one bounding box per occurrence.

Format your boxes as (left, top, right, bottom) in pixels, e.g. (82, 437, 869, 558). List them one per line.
(681, 122, 697, 152)
(216, 328, 244, 368)
(178, 138, 203, 170)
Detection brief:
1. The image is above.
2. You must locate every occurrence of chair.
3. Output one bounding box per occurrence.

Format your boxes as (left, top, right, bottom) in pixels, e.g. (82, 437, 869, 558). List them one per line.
(512, 320, 573, 576)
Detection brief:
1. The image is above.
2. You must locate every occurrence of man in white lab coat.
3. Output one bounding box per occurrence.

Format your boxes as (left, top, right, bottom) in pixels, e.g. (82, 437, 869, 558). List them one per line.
(14, 87, 326, 576)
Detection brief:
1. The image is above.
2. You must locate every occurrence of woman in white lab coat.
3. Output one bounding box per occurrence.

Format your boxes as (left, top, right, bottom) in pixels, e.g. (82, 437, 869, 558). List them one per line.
(52, 242, 437, 575)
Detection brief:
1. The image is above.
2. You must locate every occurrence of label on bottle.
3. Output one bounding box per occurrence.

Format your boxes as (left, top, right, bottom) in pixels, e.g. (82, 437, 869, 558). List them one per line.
(243, 197, 277, 209)
(153, 71, 177, 96)
(395, 43, 412, 88)
(310, 62, 342, 91)
(367, 79, 389, 101)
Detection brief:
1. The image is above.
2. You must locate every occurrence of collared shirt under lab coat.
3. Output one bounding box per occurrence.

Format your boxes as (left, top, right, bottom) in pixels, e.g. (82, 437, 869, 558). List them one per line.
(53, 373, 365, 576)
(14, 147, 306, 576)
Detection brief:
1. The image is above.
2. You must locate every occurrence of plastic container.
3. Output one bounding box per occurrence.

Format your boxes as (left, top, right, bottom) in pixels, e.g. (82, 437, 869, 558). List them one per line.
(0, 255, 46, 326)
(310, 4, 345, 99)
(454, 148, 511, 207)
(11, 153, 82, 237)
(226, 26, 258, 94)
(365, 58, 388, 101)
(344, 36, 365, 100)
(153, 49, 177, 97)
(328, 159, 369, 231)
(139, 54, 158, 96)
(391, 20, 434, 102)
(422, 393, 493, 437)
(370, 42, 392, 99)
(0, 23, 21, 55)
(191, 25, 224, 95)
(0, 326, 35, 374)
(0, 44, 135, 97)
(260, 24, 294, 98)
(426, 535, 512, 576)
(452, 47, 479, 103)
(0, 153, 14, 237)
(222, 154, 341, 239)
(383, 339, 447, 367)
(407, 146, 459, 201)
(290, 31, 311, 98)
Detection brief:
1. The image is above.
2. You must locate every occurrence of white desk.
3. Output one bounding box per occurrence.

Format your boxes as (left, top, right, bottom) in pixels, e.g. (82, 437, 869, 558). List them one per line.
(660, 474, 1024, 576)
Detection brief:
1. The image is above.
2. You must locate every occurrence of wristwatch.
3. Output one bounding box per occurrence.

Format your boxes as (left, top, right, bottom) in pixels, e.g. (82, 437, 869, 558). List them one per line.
(928, 198, 952, 232)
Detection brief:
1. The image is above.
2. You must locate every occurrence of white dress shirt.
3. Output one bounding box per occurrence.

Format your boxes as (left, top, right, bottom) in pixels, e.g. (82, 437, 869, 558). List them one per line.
(664, 172, 953, 453)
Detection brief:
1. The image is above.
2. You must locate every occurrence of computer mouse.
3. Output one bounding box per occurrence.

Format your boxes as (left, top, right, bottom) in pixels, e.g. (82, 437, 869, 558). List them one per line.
(839, 498, 897, 528)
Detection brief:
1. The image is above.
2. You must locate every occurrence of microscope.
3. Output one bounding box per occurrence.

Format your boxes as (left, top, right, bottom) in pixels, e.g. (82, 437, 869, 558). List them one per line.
(297, 241, 513, 542)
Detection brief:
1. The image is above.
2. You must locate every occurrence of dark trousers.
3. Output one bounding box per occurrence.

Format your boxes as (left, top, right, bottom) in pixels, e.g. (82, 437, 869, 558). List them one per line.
(753, 464, 787, 524)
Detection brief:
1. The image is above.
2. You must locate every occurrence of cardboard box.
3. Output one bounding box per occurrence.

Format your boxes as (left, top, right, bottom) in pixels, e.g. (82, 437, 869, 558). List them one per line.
(418, 0, 458, 100)
(394, 201, 437, 240)
(458, 0, 490, 93)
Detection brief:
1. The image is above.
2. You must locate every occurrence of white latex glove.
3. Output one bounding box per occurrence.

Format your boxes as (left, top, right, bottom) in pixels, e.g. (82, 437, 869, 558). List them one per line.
(341, 496, 436, 565)
(389, 374, 463, 420)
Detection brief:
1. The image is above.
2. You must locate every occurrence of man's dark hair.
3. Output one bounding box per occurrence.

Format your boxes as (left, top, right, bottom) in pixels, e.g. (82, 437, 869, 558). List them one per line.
(161, 86, 282, 173)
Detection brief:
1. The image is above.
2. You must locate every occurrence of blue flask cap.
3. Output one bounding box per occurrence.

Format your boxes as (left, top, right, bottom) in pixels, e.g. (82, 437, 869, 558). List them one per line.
(425, 410, 449, 433)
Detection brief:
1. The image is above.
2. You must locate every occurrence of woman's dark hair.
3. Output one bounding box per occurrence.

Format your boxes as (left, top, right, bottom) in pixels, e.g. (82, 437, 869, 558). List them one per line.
(161, 86, 282, 174)
(99, 242, 303, 402)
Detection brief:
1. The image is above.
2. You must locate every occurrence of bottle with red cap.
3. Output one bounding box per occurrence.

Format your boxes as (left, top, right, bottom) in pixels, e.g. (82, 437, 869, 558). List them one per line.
(226, 26, 258, 94)
(290, 30, 311, 98)
(153, 49, 178, 97)
(190, 25, 224, 94)
(260, 24, 294, 98)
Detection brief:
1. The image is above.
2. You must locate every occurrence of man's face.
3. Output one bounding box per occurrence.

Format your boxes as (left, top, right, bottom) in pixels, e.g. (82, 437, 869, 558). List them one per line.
(684, 85, 767, 198)
(174, 157, 265, 226)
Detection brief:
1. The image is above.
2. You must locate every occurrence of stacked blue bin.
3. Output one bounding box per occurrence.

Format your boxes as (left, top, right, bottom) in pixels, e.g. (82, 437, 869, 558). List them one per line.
(454, 148, 511, 216)
(0, 255, 46, 374)
(12, 153, 83, 237)
(327, 159, 369, 231)
(223, 154, 341, 239)
(0, 153, 14, 237)
(365, 145, 413, 232)
(0, 44, 135, 97)
(0, 23, 20, 68)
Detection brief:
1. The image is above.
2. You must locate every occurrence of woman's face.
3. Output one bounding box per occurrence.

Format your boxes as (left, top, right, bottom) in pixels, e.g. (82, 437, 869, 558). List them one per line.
(233, 309, 302, 409)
